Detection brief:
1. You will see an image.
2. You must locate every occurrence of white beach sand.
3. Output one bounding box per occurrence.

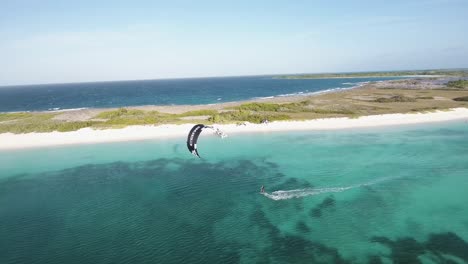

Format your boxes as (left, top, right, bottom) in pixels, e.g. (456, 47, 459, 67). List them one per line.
(1, 108, 467, 150)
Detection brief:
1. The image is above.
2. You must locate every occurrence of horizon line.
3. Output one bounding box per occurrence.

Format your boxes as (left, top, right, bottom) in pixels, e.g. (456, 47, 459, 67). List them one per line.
(1, 67, 467, 88)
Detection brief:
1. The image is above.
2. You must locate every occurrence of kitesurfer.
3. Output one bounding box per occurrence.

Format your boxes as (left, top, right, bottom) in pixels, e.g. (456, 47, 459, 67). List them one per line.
(186, 124, 228, 158)
(261, 185, 265, 193)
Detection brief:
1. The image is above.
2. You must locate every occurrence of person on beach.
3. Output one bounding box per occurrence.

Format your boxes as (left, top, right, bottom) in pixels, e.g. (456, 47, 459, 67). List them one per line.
(261, 185, 265, 193)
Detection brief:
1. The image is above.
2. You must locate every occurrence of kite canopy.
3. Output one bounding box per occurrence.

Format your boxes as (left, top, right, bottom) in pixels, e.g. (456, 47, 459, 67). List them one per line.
(187, 124, 206, 158)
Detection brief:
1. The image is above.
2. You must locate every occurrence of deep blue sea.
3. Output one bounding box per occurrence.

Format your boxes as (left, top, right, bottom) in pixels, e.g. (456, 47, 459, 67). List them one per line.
(0, 76, 404, 112)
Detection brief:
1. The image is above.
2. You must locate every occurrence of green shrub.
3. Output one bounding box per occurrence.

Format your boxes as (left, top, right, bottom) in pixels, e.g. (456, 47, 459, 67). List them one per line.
(0, 120, 96, 133)
(447, 80, 468, 89)
(178, 110, 218, 116)
(309, 108, 355, 115)
(56, 121, 97, 132)
(209, 114, 222, 123)
(234, 101, 311, 113)
(453, 96, 468, 102)
(208, 110, 290, 123)
(96, 108, 144, 119)
(375, 95, 416, 103)
(94, 108, 181, 126)
(235, 103, 281, 112)
(0, 112, 35, 122)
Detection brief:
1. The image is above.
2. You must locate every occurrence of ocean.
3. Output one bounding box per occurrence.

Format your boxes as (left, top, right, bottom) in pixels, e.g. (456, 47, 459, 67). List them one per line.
(0, 76, 403, 112)
(1, 121, 467, 263)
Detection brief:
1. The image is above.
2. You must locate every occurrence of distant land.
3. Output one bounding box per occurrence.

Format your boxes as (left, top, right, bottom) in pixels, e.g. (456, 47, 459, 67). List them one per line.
(278, 69, 468, 79)
(1, 71, 468, 134)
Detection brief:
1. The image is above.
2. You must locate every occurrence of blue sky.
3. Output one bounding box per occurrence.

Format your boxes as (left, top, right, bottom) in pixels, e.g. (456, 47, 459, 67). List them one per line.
(1, 0, 467, 85)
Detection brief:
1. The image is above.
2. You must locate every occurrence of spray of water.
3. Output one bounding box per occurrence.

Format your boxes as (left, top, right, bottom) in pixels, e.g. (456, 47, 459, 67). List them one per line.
(263, 177, 395, 200)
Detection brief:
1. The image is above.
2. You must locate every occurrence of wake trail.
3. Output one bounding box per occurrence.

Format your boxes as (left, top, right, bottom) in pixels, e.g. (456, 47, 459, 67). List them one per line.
(262, 176, 396, 200)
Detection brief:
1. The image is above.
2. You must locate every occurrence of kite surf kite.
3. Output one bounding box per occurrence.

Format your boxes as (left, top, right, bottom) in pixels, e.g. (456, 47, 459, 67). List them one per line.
(186, 124, 227, 158)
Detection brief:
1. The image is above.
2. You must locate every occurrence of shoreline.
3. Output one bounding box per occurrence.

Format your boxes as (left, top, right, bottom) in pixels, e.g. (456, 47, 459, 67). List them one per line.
(0, 75, 460, 116)
(4, 74, 435, 114)
(1, 108, 467, 150)
(277, 75, 442, 79)
(0, 79, 371, 114)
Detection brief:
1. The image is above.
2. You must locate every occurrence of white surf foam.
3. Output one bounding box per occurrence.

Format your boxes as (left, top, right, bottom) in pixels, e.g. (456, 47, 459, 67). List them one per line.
(255, 96, 275, 100)
(47, 107, 89, 112)
(263, 177, 395, 200)
(251, 81, 369, 101)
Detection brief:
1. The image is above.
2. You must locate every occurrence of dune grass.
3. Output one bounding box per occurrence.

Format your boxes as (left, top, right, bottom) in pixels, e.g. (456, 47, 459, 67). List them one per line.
(95, 108, 181, 126)
(233, 101, 354, 115)
(0, 112, 35, 122)
(233, 101, 310, 112)
(178, 109, 218, 117)
(95, 108, 145, 119)
(208, 110, 290, 124)
(374, 95, 416, 103)
(0, 113, 95, 133)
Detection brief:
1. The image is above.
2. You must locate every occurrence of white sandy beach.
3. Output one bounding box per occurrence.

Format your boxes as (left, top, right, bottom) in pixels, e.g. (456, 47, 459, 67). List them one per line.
(1, 108, 467, 150)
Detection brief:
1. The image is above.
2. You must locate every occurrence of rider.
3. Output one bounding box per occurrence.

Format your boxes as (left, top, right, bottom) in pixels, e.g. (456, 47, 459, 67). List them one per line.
(261, 185, 265, 193)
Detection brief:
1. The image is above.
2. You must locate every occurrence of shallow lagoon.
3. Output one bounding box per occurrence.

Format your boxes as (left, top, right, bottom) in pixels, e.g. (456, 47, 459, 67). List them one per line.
(1, 122, 468, 263)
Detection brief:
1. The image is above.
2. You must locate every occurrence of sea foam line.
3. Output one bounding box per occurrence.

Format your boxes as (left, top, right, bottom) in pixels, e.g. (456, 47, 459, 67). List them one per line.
(263, 176, 395, 200)
(270, 82, 370, 99)
(47, 107, 89, 112)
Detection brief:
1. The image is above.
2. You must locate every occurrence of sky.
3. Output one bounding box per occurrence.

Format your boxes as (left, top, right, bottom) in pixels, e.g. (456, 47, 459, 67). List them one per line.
(0, 0, 467, 86)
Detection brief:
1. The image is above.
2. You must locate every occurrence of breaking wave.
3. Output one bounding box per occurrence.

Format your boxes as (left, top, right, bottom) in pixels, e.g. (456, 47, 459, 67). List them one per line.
(47, 107, 89, 112)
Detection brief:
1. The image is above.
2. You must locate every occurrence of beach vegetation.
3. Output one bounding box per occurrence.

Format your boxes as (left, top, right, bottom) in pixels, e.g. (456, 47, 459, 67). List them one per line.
(208, 110, 290, 123)
(178, 110, 219, 117)
(233, 101, 354, 115)
(410, 107, 440, 113)
(0, 112, 35, 122)
(0, 113, 59, 133)
(447, 80, 468, 89)
(101, 110, 180, 126)
(55, 121, 98, 132)
(0, 109, 181, 133)
(93, 109, 218, 126)
(235, 102, 282, 112)
(234, 101, 309, 112)
(375, 95, 416, 103)
(94, 108, 180, 126)
(348, 114, 362, 119)
(0, 119, 97, 133)
(308, 108, 355, 115)
(95, 108, 145, 119)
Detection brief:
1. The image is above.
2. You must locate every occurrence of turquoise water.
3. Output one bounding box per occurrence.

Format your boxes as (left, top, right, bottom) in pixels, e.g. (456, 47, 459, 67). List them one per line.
(1, 122, 468, 263)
